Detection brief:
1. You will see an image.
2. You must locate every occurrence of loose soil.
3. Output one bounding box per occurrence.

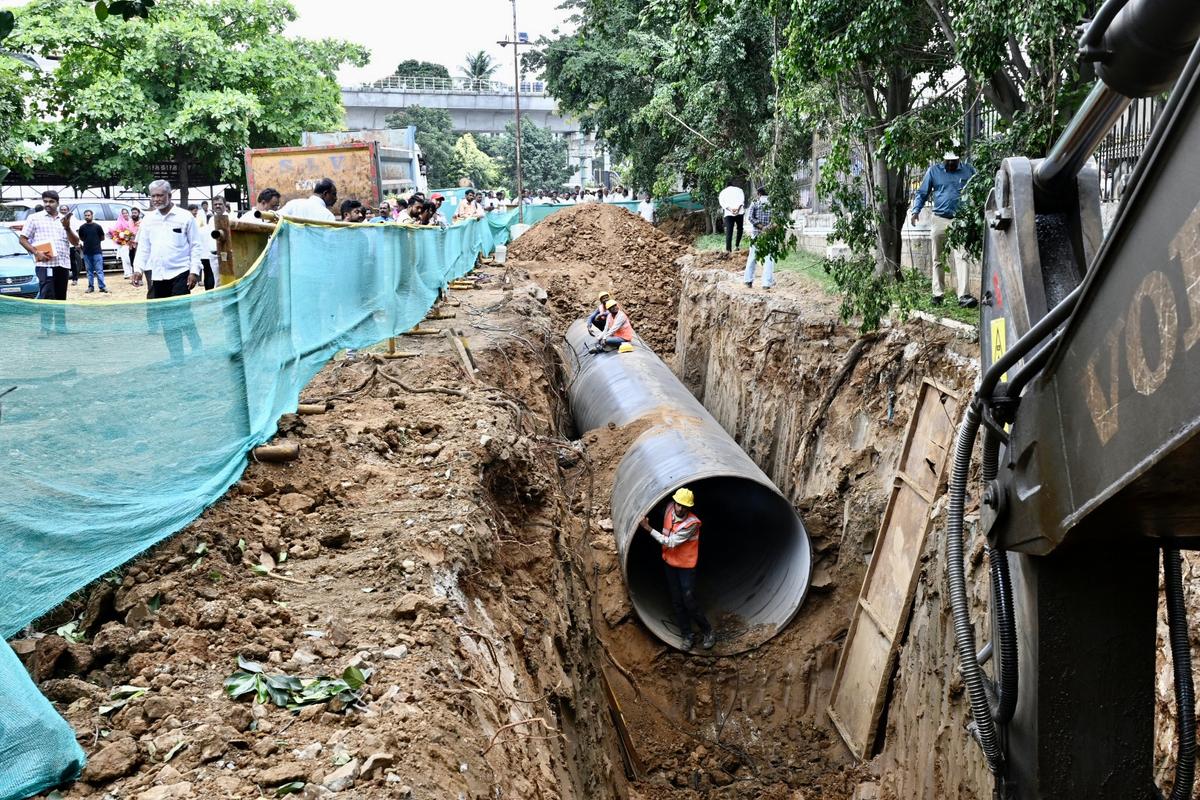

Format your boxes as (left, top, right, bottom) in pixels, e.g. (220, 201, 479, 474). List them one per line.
(14, 205, 983, 800)
(508, 204, 689, 357)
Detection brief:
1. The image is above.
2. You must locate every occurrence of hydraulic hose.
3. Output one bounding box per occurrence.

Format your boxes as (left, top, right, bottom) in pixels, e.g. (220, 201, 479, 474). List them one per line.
(947, 403, 1003, 773)
(1163, 545, 1195, 800)
(980, 428, 1019, 726)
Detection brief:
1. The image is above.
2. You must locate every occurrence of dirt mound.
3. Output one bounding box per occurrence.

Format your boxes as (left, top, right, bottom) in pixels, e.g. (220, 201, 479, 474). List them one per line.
(508, 205, 690, 356)
(510, 203, 687, 265)
(656, 210, 706, 241)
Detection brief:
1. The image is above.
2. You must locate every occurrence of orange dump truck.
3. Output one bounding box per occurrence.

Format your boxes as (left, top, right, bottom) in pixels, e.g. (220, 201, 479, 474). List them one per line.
(244, 142, 385, 208)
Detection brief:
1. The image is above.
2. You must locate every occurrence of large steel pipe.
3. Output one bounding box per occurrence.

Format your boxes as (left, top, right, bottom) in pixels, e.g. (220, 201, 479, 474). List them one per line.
(563, 319, 813, 654)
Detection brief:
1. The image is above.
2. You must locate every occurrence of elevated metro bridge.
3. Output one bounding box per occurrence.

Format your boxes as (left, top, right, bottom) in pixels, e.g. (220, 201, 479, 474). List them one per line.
(341, 75, 578, 135)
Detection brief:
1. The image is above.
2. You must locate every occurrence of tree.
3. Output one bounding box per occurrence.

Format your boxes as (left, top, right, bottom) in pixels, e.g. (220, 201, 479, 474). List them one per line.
(460, 51, 499, 83)
(449, 134, 501, 188)
(495, 119, 572, 194)
(385, 106, 456, 188)
(1, 0, 155, 46)
(9, 0, 367, 204)
(392, 59, 450, 80)
(0, 54, 42, 177)
(533, 0, 805, 215)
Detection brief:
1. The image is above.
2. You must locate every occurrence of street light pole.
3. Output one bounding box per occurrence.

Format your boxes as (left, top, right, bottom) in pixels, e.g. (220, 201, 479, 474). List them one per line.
(510, 0, 524, 224)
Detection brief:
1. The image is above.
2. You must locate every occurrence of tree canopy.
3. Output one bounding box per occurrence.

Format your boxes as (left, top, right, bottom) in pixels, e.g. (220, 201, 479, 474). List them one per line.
(385, 105, 456, 188)
(533, 0, 807, 205)
(449, 133, 500, 188)
(538, 0, 1094, 328)
(6, 0, 367, 203)
(494, 119, 572, 194)
(392, 59, 450, 80)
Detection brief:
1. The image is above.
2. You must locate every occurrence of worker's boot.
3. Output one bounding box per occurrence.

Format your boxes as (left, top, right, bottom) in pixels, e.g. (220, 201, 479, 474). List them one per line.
(701, 630, 716, 650)
(680, 633, 696, 650)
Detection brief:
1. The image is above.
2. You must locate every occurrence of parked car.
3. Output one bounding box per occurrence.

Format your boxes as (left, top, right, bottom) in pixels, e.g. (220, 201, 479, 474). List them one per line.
(0, 200, 39, 232)
(0, 227, 39, 298)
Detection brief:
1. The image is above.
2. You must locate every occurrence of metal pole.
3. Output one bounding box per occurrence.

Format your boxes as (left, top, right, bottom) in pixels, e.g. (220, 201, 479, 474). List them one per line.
(511, 0, 524, 224)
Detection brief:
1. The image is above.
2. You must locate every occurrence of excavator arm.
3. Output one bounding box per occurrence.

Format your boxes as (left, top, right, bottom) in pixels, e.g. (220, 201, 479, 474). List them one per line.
(954, 1, 1200, 796)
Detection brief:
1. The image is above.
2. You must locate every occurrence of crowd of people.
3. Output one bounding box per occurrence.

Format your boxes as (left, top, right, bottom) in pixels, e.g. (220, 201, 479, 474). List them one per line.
(14, 178, 655, 313)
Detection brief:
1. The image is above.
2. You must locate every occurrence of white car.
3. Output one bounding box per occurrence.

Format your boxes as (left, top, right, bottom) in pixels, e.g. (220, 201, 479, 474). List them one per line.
(0, 200, 39, 231)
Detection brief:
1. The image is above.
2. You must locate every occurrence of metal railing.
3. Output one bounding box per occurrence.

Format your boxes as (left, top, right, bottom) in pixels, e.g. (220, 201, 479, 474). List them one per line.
(355, 75, 549, 96)
(1095, 95, 1164, 201)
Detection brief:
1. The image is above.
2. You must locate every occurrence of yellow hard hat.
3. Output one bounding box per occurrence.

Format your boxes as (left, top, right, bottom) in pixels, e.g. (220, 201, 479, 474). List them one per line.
(672, 487, 695, 507)
(618, 342, 634, 353)
(598, 291, 611, 300)
(604, 299, 617, 309)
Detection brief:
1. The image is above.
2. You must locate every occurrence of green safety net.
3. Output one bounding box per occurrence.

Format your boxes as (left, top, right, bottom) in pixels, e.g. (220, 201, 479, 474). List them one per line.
(0, 214, 510, 799)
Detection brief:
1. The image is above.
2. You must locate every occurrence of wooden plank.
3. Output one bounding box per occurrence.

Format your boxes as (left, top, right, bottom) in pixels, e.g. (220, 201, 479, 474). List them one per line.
(827, 379, 962, 760)
(895, 469, 936, 505)
(857, 596, 891, 638)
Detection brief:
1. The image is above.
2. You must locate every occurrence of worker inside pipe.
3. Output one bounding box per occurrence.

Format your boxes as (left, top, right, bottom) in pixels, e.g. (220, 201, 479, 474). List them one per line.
(639, 487, 716, 650)
(588, 297, 635, 354)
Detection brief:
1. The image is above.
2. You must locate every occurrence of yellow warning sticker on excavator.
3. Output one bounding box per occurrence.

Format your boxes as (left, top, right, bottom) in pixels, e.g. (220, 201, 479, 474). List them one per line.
(990, 318, 1008, 382)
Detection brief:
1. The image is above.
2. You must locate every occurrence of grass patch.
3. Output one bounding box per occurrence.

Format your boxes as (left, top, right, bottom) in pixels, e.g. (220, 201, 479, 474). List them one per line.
(693, 233, 980, 328)
(694, 234, 837, 293)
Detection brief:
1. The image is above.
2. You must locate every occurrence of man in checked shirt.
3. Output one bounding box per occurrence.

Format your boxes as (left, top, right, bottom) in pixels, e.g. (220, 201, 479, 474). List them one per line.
(19, 190, 80, 301)
(19, 190, 80, 333)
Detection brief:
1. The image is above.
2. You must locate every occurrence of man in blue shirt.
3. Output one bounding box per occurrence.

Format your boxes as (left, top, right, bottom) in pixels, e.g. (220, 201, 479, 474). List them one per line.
(911, 151, 978, 308)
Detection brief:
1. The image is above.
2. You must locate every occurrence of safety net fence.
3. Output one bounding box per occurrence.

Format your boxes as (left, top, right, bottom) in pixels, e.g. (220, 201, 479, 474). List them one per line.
(0, 213, 512, 799)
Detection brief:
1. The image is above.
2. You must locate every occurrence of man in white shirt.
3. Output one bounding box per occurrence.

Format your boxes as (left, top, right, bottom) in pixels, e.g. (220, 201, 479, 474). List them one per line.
(278, 178, 338, 222)
(240, 188, 281, 221)
(203, 197, 230, 289)
(134, 180, 202, 298)
(638, 194, 655, 224)
(133, 180, 204, 360)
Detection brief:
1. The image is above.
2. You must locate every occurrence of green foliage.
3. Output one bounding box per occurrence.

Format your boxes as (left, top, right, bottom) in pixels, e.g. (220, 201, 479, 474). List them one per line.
(392, 59, 450, 79)
(8, 0, 367, 198)
(460, 50, 499, 82)
(224, 654, 372, 712)
(0, 54, 43, 176)
(770, 0, 1093, 328)
(385, 106, 456, 188)
(449, 133, 501, 188)
(534, 0, 805, 209)
(494, 119, 572, 194)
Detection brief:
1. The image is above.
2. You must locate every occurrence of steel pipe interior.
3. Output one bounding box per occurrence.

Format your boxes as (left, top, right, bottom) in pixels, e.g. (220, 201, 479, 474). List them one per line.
(563, 319, 812, 654)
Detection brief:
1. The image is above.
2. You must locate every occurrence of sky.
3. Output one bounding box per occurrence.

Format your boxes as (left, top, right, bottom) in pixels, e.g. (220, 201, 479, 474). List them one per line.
(286, 0, 576, 86)
(0, 0, 577, 87)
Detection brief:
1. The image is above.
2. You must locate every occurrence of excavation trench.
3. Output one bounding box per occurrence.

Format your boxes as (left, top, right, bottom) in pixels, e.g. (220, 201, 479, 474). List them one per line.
(17, 206, 996, 800)
(562, 319, 813, 655)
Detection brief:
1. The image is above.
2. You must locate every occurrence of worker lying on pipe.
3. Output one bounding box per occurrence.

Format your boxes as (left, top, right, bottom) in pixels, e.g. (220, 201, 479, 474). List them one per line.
(589, 299, 635, 354)
(639, 487, 716, 651)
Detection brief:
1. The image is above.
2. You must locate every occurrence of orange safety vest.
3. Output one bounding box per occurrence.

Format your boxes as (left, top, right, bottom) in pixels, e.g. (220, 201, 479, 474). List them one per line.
(608, 310, 634, 341)
(661, 508, 701, 569)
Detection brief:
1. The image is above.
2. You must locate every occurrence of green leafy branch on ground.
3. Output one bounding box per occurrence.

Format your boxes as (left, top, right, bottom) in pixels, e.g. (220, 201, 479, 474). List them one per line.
(224, 654, 372, 713)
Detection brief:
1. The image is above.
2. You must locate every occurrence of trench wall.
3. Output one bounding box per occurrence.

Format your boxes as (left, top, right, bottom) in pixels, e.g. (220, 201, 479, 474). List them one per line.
(673, 261, 993, 798)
